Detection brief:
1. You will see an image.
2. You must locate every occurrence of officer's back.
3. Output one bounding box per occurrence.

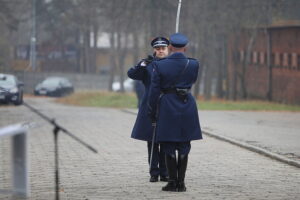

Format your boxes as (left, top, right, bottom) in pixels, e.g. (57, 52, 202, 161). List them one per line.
(154, 53, 198, 90)
(148, 33, 202, 143)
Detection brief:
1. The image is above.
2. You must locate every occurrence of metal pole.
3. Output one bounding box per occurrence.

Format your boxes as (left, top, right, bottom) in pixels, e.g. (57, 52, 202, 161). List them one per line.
(149, 123, 156, 172)
(30, 0, 36, 70)
(54, 127, 60, 200)
(175, 0, 182, 33)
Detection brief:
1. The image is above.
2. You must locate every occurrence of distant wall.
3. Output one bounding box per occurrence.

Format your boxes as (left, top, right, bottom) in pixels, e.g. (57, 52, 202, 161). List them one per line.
(14, 72, 109, 94)
(227, 27, 300, 104)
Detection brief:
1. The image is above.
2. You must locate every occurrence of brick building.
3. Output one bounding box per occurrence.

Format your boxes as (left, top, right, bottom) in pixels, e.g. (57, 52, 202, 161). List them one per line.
(227, 20, 300, 104)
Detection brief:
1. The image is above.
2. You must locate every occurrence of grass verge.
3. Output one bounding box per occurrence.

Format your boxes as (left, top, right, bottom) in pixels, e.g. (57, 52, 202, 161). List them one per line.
(56, 91, 300, 111)
(196, 98, 300, 111)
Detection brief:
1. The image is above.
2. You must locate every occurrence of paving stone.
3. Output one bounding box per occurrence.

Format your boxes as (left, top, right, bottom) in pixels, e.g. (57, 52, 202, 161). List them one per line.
(0, 98, 299, 200)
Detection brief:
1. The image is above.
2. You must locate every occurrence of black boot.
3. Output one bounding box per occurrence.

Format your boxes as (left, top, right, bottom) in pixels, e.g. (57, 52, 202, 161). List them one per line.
(162, 154, 177, 192)
(160, 176, 168, 182)
(177, 154, 188, 192)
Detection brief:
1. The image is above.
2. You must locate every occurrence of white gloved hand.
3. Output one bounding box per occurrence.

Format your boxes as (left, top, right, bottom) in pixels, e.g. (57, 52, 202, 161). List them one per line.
(140, 61, 147, 67)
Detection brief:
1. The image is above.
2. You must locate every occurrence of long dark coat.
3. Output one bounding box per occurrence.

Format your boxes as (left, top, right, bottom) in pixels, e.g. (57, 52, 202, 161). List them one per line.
(148, 52, 202, 142)
(127, 60, 155, 141)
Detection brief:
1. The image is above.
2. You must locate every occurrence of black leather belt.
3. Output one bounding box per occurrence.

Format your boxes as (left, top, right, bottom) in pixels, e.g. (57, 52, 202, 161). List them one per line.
(162, 88, 190, 94)
(162, 88, 177, 94)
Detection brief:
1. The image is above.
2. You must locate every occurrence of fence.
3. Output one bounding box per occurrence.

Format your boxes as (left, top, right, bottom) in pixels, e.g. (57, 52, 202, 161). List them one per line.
(0, 123, 30, 197)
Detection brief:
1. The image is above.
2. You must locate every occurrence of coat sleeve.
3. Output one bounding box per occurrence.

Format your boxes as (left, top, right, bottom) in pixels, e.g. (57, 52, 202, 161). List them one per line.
(127, 61, 147, 80)
(147, 62, 161, 120)
(193, 60, 200, 83)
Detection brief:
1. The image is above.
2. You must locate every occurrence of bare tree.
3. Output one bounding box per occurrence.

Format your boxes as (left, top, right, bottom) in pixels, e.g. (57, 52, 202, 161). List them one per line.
(1, 0, 298, 101)
(0, 0, 30, 72)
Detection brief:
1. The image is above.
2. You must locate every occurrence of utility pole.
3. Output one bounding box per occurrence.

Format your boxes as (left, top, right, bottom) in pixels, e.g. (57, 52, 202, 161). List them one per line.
(175, 0, 182, 33)
(29, 0, 36, 71)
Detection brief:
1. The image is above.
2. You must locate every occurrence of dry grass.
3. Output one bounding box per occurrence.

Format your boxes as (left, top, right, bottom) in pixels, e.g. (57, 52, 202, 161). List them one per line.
(55, 91, 300, 111)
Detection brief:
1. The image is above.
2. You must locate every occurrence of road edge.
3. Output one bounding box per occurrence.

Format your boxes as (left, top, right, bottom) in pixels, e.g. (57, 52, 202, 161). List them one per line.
(122, 108, 300, 168)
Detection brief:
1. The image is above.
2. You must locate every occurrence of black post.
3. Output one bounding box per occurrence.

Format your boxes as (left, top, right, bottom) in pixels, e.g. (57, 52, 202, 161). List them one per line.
(54, 127, 60, 200)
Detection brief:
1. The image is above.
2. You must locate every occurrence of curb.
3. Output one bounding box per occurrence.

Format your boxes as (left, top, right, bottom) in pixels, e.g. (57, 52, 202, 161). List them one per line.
(202, 130, 300, 168)
(122, 108, 300, 168)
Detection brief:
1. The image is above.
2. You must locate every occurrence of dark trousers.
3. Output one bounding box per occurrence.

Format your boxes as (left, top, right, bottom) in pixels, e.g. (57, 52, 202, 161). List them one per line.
(161, 142, 191, 156)
(147, 142, 168, 177)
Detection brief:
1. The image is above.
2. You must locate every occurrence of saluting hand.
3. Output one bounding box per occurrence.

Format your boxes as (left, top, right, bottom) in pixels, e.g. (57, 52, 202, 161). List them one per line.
(140, 55, 154, 67)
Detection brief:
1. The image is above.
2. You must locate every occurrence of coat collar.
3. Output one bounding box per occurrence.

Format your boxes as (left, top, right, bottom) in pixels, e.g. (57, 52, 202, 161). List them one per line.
(167, 52, 187, 59)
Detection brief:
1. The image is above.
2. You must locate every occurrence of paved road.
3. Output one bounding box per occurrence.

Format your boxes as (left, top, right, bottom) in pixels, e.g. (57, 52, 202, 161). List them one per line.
(200, 111, 300, 162)
(0, 97, 299, 200)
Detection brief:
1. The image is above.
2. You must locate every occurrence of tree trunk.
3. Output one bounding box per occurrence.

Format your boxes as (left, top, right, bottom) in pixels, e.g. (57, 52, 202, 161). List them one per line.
(216, 47, 223, 98)
(84, 29, 91, 73)
(192, 31, 202, 98)
(132, 30, 140, 64)
(117, 32, 129, 93)
(230, 31, 241, 101)
(108, 31, 116, 91)
(232, 51, 238, 101)
(240, 31, 255, 99)
(74, 28, 81, 73)
(92, 24, 98, 73)
(203, 64, 212, 100)
(266, 29, 272, 101)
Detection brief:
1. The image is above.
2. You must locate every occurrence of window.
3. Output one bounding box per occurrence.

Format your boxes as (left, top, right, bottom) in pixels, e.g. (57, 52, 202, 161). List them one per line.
(274, 52, 281, 66)
(252, 51, 258, 64)
(283, 53, 289, 67)
(291, 53, 297, 68)
(259, 52, 265, 65)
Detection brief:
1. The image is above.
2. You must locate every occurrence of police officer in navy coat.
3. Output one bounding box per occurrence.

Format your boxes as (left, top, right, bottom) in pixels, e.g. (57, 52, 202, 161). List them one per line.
(127, 37, 170, 182)
(134, 80, 145, 108)
(148, 33, 202, 192)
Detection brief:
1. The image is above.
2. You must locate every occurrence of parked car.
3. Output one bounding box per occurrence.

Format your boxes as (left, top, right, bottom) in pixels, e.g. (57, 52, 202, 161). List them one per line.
(34, 77, 74, 97)
(112, 78, 134, 92)
(0, 73, 24, 105)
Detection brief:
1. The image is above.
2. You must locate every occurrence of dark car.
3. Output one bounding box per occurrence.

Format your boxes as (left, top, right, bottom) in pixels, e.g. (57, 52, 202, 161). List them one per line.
(0, 73, 24, 105)
(34, 77, 74, 97)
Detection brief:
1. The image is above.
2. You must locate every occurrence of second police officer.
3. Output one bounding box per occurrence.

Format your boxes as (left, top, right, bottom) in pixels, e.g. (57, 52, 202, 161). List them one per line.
(148, 33, 202, 192)
(127, 37, 170, 182)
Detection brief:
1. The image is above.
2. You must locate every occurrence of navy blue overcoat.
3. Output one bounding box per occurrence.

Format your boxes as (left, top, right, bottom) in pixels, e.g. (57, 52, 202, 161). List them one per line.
(128, 60, 155, 141)
(148, 52, 202, 142)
